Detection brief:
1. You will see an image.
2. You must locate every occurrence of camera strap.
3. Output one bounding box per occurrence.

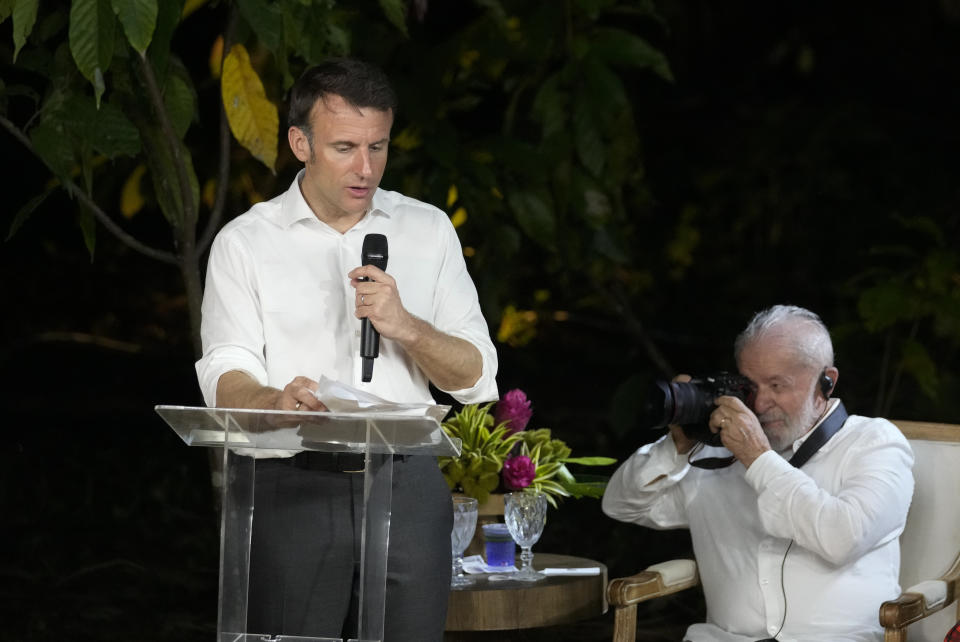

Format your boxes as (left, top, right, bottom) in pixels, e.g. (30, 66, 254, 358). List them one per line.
(688, 401, 849, 470)
(787, 401, 848, 468)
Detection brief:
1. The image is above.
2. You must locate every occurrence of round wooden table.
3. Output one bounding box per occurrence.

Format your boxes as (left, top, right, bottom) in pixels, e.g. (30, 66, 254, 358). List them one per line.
(445, 553, 608, 632)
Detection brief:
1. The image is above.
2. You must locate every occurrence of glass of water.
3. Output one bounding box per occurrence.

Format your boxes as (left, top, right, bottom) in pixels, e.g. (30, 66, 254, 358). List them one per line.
(504, 491, 547, 582)
(451, 495, 478, 587)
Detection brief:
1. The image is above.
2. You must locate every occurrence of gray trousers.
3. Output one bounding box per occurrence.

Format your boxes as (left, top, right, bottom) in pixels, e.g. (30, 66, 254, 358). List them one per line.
(247, 454, 453, 641)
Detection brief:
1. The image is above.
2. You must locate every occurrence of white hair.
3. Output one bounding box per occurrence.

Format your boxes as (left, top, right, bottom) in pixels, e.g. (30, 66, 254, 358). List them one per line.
(734, 304, 834, 371)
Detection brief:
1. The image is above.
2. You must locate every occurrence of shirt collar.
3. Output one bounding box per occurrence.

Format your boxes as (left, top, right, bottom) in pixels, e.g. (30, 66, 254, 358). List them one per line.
(274, 169, 392, 231)
(786, 397, 842, 455)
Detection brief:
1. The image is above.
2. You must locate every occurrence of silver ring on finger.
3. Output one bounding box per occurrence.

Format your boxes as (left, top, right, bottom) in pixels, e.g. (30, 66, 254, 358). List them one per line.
(295, 401, 302, 410)
(361, 295, 365, 305)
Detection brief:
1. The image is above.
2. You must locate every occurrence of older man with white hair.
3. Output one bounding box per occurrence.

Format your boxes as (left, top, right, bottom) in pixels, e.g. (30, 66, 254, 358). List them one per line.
(603, 304, 915, 642)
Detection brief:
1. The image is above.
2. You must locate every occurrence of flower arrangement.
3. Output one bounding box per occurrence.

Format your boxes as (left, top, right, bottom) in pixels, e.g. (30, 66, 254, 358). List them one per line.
(438, 389, 616, 507)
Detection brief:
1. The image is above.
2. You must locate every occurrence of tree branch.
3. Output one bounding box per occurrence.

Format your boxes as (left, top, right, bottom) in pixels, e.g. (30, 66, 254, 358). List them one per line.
(136, 51, 197, 230)
(199, 6, 240, 255)
(0, 114, 179, 265)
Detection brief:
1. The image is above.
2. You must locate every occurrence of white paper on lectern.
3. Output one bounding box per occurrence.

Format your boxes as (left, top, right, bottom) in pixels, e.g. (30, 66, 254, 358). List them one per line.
(314, 376, 450, 421)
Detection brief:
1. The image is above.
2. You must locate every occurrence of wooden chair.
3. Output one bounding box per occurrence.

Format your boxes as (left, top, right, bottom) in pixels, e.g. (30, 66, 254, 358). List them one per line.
(606, 420, 960, 642)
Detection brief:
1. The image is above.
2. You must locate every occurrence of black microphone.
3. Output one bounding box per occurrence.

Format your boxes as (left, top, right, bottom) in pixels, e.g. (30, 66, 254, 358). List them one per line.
(360, 233, 388, 382)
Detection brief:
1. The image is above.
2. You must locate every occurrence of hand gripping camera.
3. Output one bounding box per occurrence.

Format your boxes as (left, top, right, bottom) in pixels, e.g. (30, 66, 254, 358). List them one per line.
(641, 372, 756, 446)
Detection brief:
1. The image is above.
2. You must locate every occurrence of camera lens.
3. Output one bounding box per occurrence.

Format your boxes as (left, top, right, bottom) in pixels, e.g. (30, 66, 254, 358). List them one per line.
(669, 381, 715, 427)
(640, 380, 674, 429)
(641, 379, 718, 429)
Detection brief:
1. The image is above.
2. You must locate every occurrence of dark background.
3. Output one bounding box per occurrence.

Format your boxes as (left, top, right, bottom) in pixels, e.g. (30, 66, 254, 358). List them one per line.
(2, 1, 959, 640)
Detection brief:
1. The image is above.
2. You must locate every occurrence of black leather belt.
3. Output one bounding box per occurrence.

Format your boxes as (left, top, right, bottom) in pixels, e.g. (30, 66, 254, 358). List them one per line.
(284, 451, 407, 473)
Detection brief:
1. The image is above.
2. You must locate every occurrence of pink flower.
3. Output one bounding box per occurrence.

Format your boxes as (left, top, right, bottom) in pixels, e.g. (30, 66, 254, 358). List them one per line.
(502, 455, 536, 490)
(495, 389, 533, 434)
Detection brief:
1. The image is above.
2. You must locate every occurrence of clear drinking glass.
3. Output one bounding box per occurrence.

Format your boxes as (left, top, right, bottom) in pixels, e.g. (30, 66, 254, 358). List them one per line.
(504, 490, 548, 582)
(450, 496, 479, 587)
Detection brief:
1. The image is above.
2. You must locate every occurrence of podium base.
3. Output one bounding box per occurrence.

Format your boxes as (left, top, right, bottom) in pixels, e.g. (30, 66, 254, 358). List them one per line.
(220, 633, 345, 642)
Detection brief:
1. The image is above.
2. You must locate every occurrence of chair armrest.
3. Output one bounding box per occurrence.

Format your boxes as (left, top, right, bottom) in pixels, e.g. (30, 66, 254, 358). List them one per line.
(607, 558, 700, 607)
(879, 553, 960, 632)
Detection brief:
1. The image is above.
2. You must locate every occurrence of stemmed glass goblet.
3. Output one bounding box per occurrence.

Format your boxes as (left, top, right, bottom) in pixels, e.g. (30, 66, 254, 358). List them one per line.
(450, 496, 479, 587)
(504, 490, 548, 582)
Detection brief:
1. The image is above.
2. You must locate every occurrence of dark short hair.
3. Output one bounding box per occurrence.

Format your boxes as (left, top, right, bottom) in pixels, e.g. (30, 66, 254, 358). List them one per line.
(287, 58, 397, 134)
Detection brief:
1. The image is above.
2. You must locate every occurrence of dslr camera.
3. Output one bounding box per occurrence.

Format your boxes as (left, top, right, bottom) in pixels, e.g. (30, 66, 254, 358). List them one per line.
(641, 372, 756, 446)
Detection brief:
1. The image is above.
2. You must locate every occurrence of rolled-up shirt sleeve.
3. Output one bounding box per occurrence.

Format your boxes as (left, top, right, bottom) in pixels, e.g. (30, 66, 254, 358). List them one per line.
(744, 423, 914, 566)
(602, 434, 693, 529)
(429, 217, 498, 404)
(195, 233, 268, 407)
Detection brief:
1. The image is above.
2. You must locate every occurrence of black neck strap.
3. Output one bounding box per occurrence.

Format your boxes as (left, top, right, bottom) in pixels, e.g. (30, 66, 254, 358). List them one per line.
(688, 401, 849, 470)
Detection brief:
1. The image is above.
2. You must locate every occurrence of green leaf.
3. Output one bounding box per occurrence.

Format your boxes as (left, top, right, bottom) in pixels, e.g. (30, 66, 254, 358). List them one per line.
(69, 0, 116, 107)
(78, 203, 96, 259)
(555, 463, 576, 484)
(533, 461, 562, 479)
(562, 456, 617, 466)
(12, 0, 39, 62)
(237, 0, 283, 52)
(0, 0, 13, 24)
(858, 282, 912, 333)
(91, 101, 141, 157)
(590, 27, 673, 81)
(901, 338, 939, 398)
(141, 127, 199, 228)
(533, 479, 570, 496)
(573, 92, 605, 176)
(30, 118, 76, 181)
(54, 93, 140, 158)
(531, 73, 567, 137)
(378, 0, 408, 37)
(111, 0, 156, 53)
(7, 189, 52, 241)
(560, 480, 608, 499)
(508, 190, 556, 248)
(146, 0, 180, 77)
(163, 63, 196, 138)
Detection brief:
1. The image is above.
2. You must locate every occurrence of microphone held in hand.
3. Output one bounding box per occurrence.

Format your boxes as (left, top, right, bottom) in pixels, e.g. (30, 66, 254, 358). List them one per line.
(360, 233, 388, 382)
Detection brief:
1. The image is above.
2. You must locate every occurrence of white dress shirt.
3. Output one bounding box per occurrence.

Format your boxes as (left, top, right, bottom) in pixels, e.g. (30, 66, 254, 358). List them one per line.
(195, 171, 498, 412)
(602, 401, 914, 642)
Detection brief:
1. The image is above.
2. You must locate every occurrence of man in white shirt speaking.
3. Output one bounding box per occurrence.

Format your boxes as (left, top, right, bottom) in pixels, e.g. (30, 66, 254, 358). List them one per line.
(602, 305, 914, 642)
(196, 58, 498, 641)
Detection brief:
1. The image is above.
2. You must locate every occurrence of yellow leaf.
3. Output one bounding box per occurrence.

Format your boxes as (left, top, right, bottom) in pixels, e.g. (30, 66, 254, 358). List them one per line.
(202, 178, 217, 209)
(451, 206, 467, 228)
(182, 0, 207, 19)
(459, 49, 480, 70)
(240, 172, 263, 205)
(463, 246, 476, 257)
(209, 35, 223, 79)
(221, 44, 278, 172)
(120, 164, 147, 219)
(391, 126, 421, 151)
(446, 184, 458, 207)
(497, 305, 538, 347)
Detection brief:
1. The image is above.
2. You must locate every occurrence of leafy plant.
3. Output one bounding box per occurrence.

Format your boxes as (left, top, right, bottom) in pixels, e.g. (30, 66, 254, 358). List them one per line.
(439, 402, 523, 503)
(0, 0, 408, 357)
(439, 389, 616, 507)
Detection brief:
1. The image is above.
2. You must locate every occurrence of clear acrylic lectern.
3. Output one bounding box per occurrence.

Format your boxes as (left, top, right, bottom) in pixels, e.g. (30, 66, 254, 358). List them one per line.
(155, 405, 461, 642)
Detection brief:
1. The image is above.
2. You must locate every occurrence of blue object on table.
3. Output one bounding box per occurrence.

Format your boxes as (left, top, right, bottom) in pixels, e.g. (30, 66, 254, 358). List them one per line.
(483, 523, 516, 567)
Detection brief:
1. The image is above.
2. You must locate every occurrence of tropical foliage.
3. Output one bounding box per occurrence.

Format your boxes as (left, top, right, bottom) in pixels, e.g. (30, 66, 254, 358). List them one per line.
(438, 389, 616, 507)
(2, 0, 958, 428)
